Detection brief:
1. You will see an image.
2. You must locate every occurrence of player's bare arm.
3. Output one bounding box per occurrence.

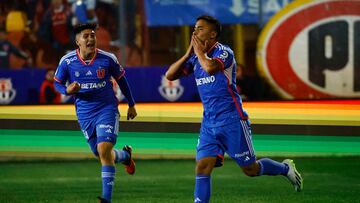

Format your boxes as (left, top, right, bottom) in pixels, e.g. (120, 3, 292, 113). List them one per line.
(192, 35, 221, 75)
(66, 81, 80, 94)
(165, 43, 193, 81)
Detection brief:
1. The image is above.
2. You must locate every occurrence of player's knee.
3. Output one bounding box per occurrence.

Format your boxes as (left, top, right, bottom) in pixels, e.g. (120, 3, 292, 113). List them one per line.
(242, 168, 258, 177)
(97, 142, 114, 163)
(196, 157, 216, 175)
(241, 163, 260, 177)
(196, 162, 208, 173)
(98, 150, 111, 161)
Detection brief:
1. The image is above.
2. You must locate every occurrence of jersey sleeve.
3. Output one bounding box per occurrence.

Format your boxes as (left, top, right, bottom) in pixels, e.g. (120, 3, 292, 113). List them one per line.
(212, 47, 234, 71)
(183, 54, 196, 75)
(54, 58, 68, 84)
(54, 58, 69, 95)
(108, 53, 125, 80)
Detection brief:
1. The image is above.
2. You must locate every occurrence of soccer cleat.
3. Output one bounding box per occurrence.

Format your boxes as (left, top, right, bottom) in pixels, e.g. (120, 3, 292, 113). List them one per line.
(97, 196, 110, 203)
(283, 159, 303, 192)
(122, 145, 135, 175)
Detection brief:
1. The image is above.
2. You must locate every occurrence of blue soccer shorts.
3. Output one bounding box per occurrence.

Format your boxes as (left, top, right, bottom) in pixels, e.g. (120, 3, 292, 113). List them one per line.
(196, 120, 256, 167)
(78, 111, 119, 156)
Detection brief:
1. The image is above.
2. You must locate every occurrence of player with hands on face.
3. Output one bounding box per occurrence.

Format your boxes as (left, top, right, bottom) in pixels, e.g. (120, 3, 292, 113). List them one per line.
(166, 15, 303, 203)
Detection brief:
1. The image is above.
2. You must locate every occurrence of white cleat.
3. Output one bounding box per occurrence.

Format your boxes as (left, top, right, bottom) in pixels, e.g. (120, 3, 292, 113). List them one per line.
(283, 159, 303, 192)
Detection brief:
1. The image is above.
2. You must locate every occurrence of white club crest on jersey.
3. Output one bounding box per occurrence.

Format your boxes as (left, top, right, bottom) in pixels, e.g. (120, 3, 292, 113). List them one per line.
(219, 50, 228, 61)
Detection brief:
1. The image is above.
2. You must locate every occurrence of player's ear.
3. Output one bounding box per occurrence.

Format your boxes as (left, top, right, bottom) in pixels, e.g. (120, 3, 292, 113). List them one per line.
(210, 31, 217, 39)
(75, 34, 80, 46)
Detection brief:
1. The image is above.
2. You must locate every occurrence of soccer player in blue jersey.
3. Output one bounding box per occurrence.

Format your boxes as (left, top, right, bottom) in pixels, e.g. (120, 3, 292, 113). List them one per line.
(54, 23, 137, 203)
(166, 15, 303, 203)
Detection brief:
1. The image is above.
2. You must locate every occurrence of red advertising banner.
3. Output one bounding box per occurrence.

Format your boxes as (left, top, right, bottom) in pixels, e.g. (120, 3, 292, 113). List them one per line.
(257, 0, 360, 99)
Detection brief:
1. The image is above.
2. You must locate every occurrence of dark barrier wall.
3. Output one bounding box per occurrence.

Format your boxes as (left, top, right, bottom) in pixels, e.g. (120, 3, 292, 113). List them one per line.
(0, 67, 199, 105)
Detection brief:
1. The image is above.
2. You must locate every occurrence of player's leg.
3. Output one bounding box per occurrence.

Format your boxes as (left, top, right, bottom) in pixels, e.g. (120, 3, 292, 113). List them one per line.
(240, 120, 302, 191)
(112, 145, 135, 175)
(226, 120, 302, 191)
(105, 112, 135, 175)
(79, 118, 99, 157)
(95, 112, 120, 202)
(194, 125, 223, 203)
(241, 159, 302, 191)
(195, 157, 216, 203)
(225, 119, 288, 177)
(97, 141, 116, 203)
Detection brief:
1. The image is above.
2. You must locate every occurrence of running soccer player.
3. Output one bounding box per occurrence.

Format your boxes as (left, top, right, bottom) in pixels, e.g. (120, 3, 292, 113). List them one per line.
(166, 15, 303, 203)
(54, 23, 137, 203)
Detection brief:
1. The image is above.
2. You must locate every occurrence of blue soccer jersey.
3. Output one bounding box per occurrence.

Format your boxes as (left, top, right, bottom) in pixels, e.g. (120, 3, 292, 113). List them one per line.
(184, 42, 248, 127)
(54, 49, 124, 120)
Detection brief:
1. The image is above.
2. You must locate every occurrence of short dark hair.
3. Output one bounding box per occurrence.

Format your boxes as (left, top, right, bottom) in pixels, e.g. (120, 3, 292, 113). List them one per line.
(196, 15, 221, 39)
(73, 23, 97, 35)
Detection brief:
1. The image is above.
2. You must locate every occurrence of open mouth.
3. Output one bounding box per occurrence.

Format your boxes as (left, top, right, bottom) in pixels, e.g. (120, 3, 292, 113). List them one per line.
(86, 43, 95, 49)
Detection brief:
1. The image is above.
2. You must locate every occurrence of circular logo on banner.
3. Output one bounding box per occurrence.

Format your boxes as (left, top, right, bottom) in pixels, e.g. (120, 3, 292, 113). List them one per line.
(257, 0, 360, 99)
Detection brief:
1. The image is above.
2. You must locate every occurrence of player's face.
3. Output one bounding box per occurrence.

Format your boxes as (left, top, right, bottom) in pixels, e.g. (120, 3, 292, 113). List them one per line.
(193, 19, 217, 43)
(76, 29, 97, 54)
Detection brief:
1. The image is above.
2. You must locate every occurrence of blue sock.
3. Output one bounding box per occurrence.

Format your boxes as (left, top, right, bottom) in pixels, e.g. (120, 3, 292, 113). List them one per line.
(114, 149, 129, 163)
(101, 165, 116, 202)
(194, 175, 211, 203)
(258, 158, 289, 176)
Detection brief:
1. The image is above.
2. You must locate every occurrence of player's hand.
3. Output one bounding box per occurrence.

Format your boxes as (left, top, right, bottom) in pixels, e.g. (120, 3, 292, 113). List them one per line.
(127, 106, 137, 120)
(185, 41, 194, 58)
(192, 35, 208, 56)
(66, 82, 81, 94)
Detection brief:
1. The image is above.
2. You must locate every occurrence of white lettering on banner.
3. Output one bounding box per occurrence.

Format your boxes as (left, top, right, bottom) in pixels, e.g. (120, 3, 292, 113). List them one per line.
(196, 76, 215, 86)
(229, 0, 245, 16)
(247, 0, 291, 14)
(80, 81, 106, 89)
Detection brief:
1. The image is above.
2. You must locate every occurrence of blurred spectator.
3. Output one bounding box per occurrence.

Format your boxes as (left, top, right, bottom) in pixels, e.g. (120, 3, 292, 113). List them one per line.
(96, 25, 111, 51)
(35, 38, 63, 69)
(124, 44, 143, 67)
(39, 68, 61, 104)
(69, 0, 97, 25)
(0, 28, 31, 69)
(32, 0, 51, 33)
(19, 31, 38, 67)
(38, 0, 73, 53)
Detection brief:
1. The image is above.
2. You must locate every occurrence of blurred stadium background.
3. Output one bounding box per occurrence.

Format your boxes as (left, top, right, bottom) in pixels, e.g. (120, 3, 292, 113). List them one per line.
(1, 0, 360, 202)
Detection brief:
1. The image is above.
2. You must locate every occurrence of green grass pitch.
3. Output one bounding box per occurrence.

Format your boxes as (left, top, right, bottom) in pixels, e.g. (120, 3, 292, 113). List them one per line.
(1, 157, 360, 203)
